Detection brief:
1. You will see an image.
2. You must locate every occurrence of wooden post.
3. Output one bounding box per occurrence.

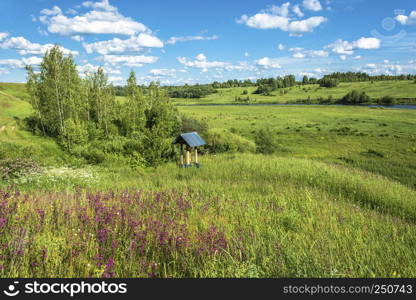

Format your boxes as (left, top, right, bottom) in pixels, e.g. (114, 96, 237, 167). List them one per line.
(195, 148, 198, 164)
(180, 144, 184, 167)
(186, 147, 190, 166)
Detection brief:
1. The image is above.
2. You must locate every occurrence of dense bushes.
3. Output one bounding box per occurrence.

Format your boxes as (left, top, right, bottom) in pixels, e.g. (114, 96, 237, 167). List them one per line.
(339, 90, 371, 104)
(319, 78, 339, 88)
(378, 96, 396, 106)
(254, 128, 279, 155)
(167, 85, 217, 99)
(26, 46, 180, 167)
(0, 158, 41, 180)
(205, 129, 256, 154)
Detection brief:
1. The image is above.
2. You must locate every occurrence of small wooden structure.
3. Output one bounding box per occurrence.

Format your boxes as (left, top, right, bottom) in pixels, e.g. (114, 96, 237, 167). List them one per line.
(172, 132, 206, 168)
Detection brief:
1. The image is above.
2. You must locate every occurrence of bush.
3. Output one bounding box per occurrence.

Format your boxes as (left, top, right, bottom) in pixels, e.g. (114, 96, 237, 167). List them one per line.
(242, 90, 249, 95)
(319, 78, 339, 88)
(378, 96, 396, 106)
(205, 129, 256, 154)
(339, 90, 371, 104)
(255, 128, 279, 155)
(180, 115, 209, 136)
(0, 158, 42, 180)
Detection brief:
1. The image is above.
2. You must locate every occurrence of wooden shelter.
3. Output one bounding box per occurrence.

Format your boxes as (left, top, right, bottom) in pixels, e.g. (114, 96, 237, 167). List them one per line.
(172, 132, 206, 168)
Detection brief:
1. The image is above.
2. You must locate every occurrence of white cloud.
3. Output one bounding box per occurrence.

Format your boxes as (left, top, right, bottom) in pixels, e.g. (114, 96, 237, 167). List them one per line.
(353, 55, 362, 60)
(149, 69, 178, 77)
(290, 48, 328, 58)
(277, 43, 285, 50)
(244, 52, 250, 57)
(302, 0, 322, 12)
(77, 63, 121, 75)
(40, 6, 62, 16)
(166, 35, 219, 45)
(98, 55, 158, 67)
(108, 76, 124, 84)
(255, 57, 281, 69)
(177, 54, 229, 71)
(39, 0, 148, 36)
(0, 56, 42, 69)
(0, 36, 79, 56)
(339, 55, 347, 61)
(293, 5, 304, 18)
(0, 68, 10, 75)
(83, 33, 163, 55)
(66, 8, 78, 15)
(326, 37, 380, 56)
(395, 11, 416, 25)
(71, 35, 84, 42)
(237, 7, 327, 35)
(0, 33, 9, 42)
(268, 2, 291, 17)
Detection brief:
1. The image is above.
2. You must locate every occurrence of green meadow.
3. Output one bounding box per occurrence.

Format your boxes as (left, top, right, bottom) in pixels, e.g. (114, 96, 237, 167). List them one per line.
(171, 80, 416, 105)
(1, 82, 416, 277)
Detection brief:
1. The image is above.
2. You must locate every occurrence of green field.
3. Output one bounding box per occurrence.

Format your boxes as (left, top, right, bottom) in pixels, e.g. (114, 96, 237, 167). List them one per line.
(1, 82, 416, 277)
(172, 80, 416, 105)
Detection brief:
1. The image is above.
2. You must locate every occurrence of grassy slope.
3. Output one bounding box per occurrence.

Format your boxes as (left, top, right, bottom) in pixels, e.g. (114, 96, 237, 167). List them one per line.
(179, 105, 416, 189)
(1, 82, 416, 277)
(172, 80, 416, 105)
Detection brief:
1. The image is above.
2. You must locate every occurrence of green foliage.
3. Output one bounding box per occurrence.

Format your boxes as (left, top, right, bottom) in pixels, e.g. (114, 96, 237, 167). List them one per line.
(378, 96, 396, 106)
(205, 128, 256, 153)
(339, 90, 371, 104)
(0, 158, 41, 180)
(25, 46, 179, 167)
(254, 128, 279, 154)
(319, 78, 339, 88)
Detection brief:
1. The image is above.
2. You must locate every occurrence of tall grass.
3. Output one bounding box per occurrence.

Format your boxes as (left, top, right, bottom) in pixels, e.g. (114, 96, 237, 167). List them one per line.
(1, 154, 416, 277)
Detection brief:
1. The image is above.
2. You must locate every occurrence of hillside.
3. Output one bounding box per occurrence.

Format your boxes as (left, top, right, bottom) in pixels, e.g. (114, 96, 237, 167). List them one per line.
(172, 80, 416, 105)
(1, 82, 416, 277)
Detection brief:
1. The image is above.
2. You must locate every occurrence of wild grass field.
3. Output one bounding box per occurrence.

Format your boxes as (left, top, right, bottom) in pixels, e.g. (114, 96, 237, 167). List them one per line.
(171, 80, 416, 105)
(0, 82, 416, 277)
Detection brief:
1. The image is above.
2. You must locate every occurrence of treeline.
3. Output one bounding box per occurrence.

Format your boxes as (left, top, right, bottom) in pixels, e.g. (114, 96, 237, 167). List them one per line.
(165, 84, 217, 99)
(26, 46, 180, 167)
(320, 72, 416, 83)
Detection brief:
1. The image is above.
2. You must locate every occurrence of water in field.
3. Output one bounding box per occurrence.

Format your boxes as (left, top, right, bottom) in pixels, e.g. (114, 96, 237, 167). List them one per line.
(177, 103, 416, 109)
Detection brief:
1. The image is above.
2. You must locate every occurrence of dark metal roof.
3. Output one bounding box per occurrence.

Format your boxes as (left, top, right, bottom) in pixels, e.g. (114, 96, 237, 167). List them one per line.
(172, 132, 206, 147)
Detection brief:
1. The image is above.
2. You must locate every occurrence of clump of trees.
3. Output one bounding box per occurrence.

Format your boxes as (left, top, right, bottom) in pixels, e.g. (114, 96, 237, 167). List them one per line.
(166, 84, 217, 99)
(255, 128, 279, 155)
(378, 96, 396, 106)
(253, 75, 297, 95)
(319, 78, 339, 88)
(26, 45, 180, 167)
(338, 90, 371, 104)
(320, 72, 416, 83)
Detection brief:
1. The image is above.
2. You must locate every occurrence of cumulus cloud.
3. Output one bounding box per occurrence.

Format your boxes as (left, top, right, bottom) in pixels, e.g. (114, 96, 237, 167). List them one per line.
(290, 47, 328, 58)
(83, 33, 163, 55)
(237, 3, 327, 35)
(0, 56, 43, 69)
(255, 57, 281, 69)
(326, 37, 380, 56)
(0, 33, 9, 42)
(395, 11, 416, 25)
(177, 54, 229, 72)
(0, 36, 79, 56)
(39, 0, 149, 36)
(302, 0, 322, 12)
(98, 55, 158, 67)
(40, 6, 62, 16)
(149, 69, 179, 77)
(166, 35, 219, 45)
(77, 63, 121, 75)
(293, 5, 304, 18)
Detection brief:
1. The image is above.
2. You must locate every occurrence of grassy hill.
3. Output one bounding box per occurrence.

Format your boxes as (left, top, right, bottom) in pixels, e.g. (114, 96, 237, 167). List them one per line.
(1, 81, 416, 277)
(172, 80, 416, 105)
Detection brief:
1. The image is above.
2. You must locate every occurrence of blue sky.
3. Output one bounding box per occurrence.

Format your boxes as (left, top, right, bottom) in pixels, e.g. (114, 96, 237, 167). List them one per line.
(0, 0, 415, 85)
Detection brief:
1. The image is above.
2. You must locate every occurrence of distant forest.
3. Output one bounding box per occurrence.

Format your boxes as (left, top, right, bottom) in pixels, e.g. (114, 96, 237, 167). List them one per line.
(113, 72, 416, 98)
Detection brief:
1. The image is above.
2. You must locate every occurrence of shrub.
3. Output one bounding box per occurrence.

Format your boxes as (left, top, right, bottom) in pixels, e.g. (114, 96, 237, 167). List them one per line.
(255, 128, 279, 155)
(180, 115, 209, 136)
(205, 129, 256, 153)
(378, 96, 396, 106)
(319, 78, 339, 88)
(339, 90, 371, 104)
(0, 158, 42, 180)
(242, 90, 249, 95)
